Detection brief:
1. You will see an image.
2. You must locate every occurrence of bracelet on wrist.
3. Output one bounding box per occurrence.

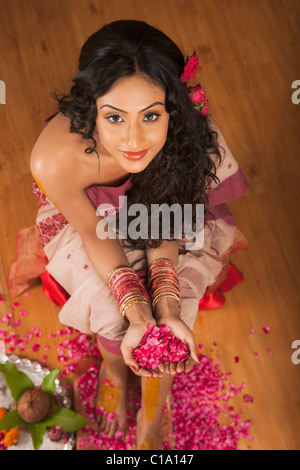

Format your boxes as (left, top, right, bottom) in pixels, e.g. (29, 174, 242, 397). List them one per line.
(147, 258, 181, 314)
(107, 265, 149, 321)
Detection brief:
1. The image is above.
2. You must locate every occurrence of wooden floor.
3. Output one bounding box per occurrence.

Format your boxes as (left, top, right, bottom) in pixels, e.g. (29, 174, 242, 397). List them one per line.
(0, 0, 299, 450)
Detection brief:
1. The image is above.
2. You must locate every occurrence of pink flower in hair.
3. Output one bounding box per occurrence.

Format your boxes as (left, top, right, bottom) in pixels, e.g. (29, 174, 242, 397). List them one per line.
(180, 52, 199, 82)
(188, 84, 210, 115)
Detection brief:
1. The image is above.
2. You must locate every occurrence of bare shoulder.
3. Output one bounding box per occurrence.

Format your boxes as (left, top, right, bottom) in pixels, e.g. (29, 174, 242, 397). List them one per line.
(30, 113, 102, 236)
(30, 112, 87, 192)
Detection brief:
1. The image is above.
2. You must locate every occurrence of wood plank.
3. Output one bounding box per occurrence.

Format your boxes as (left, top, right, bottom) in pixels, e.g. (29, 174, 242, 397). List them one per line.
(0, 0, 299, 450)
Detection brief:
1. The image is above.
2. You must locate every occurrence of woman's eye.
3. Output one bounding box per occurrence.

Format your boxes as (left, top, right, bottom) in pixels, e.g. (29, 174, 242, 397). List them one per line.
(105, 113, 160, 124)
(144, 113, 160, 122)
(106, 115, 123, 123)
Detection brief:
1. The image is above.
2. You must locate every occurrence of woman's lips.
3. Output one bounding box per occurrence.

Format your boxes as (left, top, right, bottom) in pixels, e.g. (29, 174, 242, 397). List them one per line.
(120, 149, 149, 160)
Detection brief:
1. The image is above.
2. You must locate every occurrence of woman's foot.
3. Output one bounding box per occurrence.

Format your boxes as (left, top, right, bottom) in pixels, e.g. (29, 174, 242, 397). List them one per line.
(136, 407, 164, 450)
(95, 358, 128, 439)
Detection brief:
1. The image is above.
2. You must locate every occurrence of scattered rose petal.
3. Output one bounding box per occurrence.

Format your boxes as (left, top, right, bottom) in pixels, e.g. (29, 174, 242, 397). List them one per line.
(170, 354, 253, 449)
(243, 394, 254, 404)
(267, 348, 273, 355)
(0, 329, 6, 339)
(234, 356, 239, 363)
(262, 327, 270, 334)
(1, 314, 12, 324)
(254, 352, 258, 358)
(250, 328, 256, 334)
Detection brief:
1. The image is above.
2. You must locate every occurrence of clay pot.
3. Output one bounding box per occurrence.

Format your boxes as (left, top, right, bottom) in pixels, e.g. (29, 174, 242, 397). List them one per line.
(17, 389, 50, 423)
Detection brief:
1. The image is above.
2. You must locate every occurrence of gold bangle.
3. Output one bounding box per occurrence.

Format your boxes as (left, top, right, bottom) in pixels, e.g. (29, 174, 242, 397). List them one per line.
(152, 292, 181, 310)
(151, 285, 181, 299)
(148, 258, 177, 272)
(106, 265, 133, 285)
(121, 299, 149, 320)
(119, 293, 147, 311)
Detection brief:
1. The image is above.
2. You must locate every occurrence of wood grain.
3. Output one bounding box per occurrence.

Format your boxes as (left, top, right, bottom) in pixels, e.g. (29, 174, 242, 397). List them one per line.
(0, 0, 299, 450)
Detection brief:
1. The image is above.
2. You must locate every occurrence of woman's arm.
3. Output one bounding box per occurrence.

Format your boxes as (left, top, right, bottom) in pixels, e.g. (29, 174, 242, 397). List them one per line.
(145, 239, 180, 318)
(145, 240, 199, 374)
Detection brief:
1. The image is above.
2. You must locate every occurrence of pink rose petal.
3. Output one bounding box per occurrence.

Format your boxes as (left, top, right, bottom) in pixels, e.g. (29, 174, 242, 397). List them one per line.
(132, 324, 189, 370)
(243, 394, 254, 404)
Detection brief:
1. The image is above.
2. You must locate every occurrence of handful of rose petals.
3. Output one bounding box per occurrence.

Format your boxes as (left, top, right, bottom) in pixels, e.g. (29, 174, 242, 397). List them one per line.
(132, 323, 189, 370)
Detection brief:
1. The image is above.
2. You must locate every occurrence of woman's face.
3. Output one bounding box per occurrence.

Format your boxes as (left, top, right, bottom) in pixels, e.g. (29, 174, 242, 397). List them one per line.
(95, 73, 170, 173)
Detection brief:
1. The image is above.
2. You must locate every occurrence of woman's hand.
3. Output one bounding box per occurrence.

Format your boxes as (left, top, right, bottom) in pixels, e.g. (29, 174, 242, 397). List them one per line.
(158, 314, 199, 375)
(120, 303, 163, 379)
(155, 298, 200, 375)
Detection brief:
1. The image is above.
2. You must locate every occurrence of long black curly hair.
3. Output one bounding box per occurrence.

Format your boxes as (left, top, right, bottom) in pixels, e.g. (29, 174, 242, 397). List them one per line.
(55, 19, 222, 249)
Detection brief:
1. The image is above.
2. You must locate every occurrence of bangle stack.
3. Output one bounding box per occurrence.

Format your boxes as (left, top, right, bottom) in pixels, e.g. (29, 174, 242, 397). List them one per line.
(147, 258, 181, 312)
(107, 265, 149, 320)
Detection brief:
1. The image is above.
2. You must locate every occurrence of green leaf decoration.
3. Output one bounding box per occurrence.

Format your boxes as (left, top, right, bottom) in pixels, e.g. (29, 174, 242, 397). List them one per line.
(0, 409, 25, 431)
(41, 367, 60, 395)
(28, 422, 47, 451)
(0, 362, 34, 402)
(43, 405, 89, 432)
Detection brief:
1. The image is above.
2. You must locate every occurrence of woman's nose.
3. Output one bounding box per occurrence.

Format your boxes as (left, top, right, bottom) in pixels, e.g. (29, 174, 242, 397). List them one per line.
(122, 122, 143, 149)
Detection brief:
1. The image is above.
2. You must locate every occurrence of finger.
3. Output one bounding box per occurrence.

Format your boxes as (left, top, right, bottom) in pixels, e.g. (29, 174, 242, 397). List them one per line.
(158, 362, 165, 373)
(176, 361, 185, 374)
(165, 363, 170, 375)
(184, 356, 196, 373)
(170, 362, 177, 376)
(185, 335, 200, 363)
(129, 363, 139, 374)
(150, 369, 162, 379)
(135, 367, 153, 378)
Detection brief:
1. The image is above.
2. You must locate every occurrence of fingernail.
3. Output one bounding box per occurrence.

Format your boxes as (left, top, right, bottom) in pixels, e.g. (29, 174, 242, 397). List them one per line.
(131, 365, 137, 371)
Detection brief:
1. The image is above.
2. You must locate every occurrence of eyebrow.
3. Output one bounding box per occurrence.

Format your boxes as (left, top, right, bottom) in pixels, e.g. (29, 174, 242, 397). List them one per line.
(100, 101, 165, 114)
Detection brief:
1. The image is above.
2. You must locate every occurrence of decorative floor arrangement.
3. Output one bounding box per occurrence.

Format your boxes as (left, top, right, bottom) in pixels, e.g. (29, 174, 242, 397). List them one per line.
(0, 291, 270, 450)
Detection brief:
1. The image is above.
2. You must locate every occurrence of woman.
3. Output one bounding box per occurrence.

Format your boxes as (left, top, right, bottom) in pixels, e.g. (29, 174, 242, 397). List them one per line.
(30, 20, 247, 449)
